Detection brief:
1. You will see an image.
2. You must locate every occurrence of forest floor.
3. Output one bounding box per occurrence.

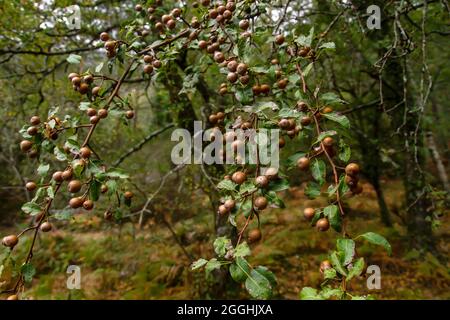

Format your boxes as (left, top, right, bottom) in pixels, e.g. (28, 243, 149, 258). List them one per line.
(1, 179, 449, 300)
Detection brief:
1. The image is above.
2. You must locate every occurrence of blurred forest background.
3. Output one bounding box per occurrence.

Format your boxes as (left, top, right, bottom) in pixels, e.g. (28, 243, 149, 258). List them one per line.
(0, 0, 449, 299)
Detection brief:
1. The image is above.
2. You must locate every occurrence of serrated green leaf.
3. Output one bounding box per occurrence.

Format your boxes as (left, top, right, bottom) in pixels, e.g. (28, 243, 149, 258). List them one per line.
(53, 208, 72, 220)
(268, 178, 290, 192)
(305, 181, 321, 199)
(21, 202, 42, 216)
(95, 62, 104, 73)
(66, 54, 82, 64)
(330, 251, 347, 276)
(254, 266, 277, 287)
(234, 242, 251, 258)
(205, 258, 222, 273)
(338, 140, 351, 162)
(37, 163, 50, 177)
(299, 287, 323, 300)
(320, 287, 343, 299)
(356, 232, 392, 255)
(347, 257, 365, 281)
(21, 263, 36, 282)
(54, 147, 68, 161)
(303, 63, 314, 77)
(311, 159, 326, 185)
(79, 102, 91, 111)
(191, 258, 208, 270)
(235, 87, 253, 105)
(324, 205, 341, 232)
(239, 181, 257, 195)
(90, 180, 101, 201)
(320, 92, 346, 105)
(230, 257, 250, 283)
(324, 268, 337, 280)
(105, 168, 129, 179)
(47, 186, 55, 199)
(245, 269, 272, 300)
(315, 130, 337, 145)
(217, 179, 237, 191)
(336, 238, 355, 265)
(213, 237, 232, 257)
(323, 112, 350, 128)
(319, 42, 336, 50)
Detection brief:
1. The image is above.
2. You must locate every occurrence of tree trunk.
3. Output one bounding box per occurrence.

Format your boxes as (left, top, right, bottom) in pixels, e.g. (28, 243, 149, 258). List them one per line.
(426, 131, 449, 192)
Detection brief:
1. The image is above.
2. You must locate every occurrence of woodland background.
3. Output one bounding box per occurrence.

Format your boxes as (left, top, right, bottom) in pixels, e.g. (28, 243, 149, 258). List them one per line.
(0, 0, 449, 299)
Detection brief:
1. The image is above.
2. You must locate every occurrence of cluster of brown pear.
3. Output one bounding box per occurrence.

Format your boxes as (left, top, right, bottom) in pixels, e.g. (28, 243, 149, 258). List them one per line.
(345, 163, 362, 195)
(142, 54, 162, 75)
(303, 207, 330, 232)
(205, 0, 237, 25)
(20, 116, 41, 158)
(100, 32, 118, 58)
(278, 118, 301, 140)
(208, 111, 225, 125)
(219, 167, 280, 243)
(302, 162, 362, 232)
(68, 72, 96, 96)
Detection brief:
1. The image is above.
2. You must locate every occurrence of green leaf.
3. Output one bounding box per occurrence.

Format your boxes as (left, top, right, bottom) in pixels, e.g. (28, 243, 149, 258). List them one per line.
(320, 92, 346, 105)
(303, 63, 314, 77)
(191, 258, 208, 270)
(234, 242, 251, 258)
(255, 101, 279, 112)
(205, 258, 222, 273)
(66, 54, 82, 64)
(323, 112, 350, 128)
(347, 257, 365, 281)
(235, 87, 253, 105)
(47, 186, 55, 199)
(299, 287, 323, 300)
(311, 159, 326, 185)
(336, 238, 355, 265)
(286, 152, 306, 168)
(95, 62, 104, 73)
(230, 257, 250, 283)
(278, 108, 299, 118)
(21, 263, 36, 282)
(320, 287, 343, 299)
(311, 210, 322, 226)
(324, 268, 337, 280)
(53, 208, 72, 220)
(239, 181, 257, 195)
(47, 106, 59, 118)
(90, 180, 101, 201)
(264, 191, 285, 209)
(37, 163, 50, 177)
(319, 42, 336, 50)
(268, 178, 290, 192)
(295, 27, 314, 47)
(105, 168, 129, 179)
(338, 140, 351, 162)
(245, 269, 272, 300)
(315, 130, 337, 145)
(54, 147, 68, 161)
(305, 181, 321, 199)
(79, 102, 91, 111)
(356, 232, 392, 255)
(65, 137, 80, 152)
(324, 205, 341, 232)
(21, 202, 42, 216)
(217, 179, 237, 191)
(254, 266, 277, 287)
(105, 180, 117, 196)
(213, 237, 232, 257)
(330, 251, 347, 276)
